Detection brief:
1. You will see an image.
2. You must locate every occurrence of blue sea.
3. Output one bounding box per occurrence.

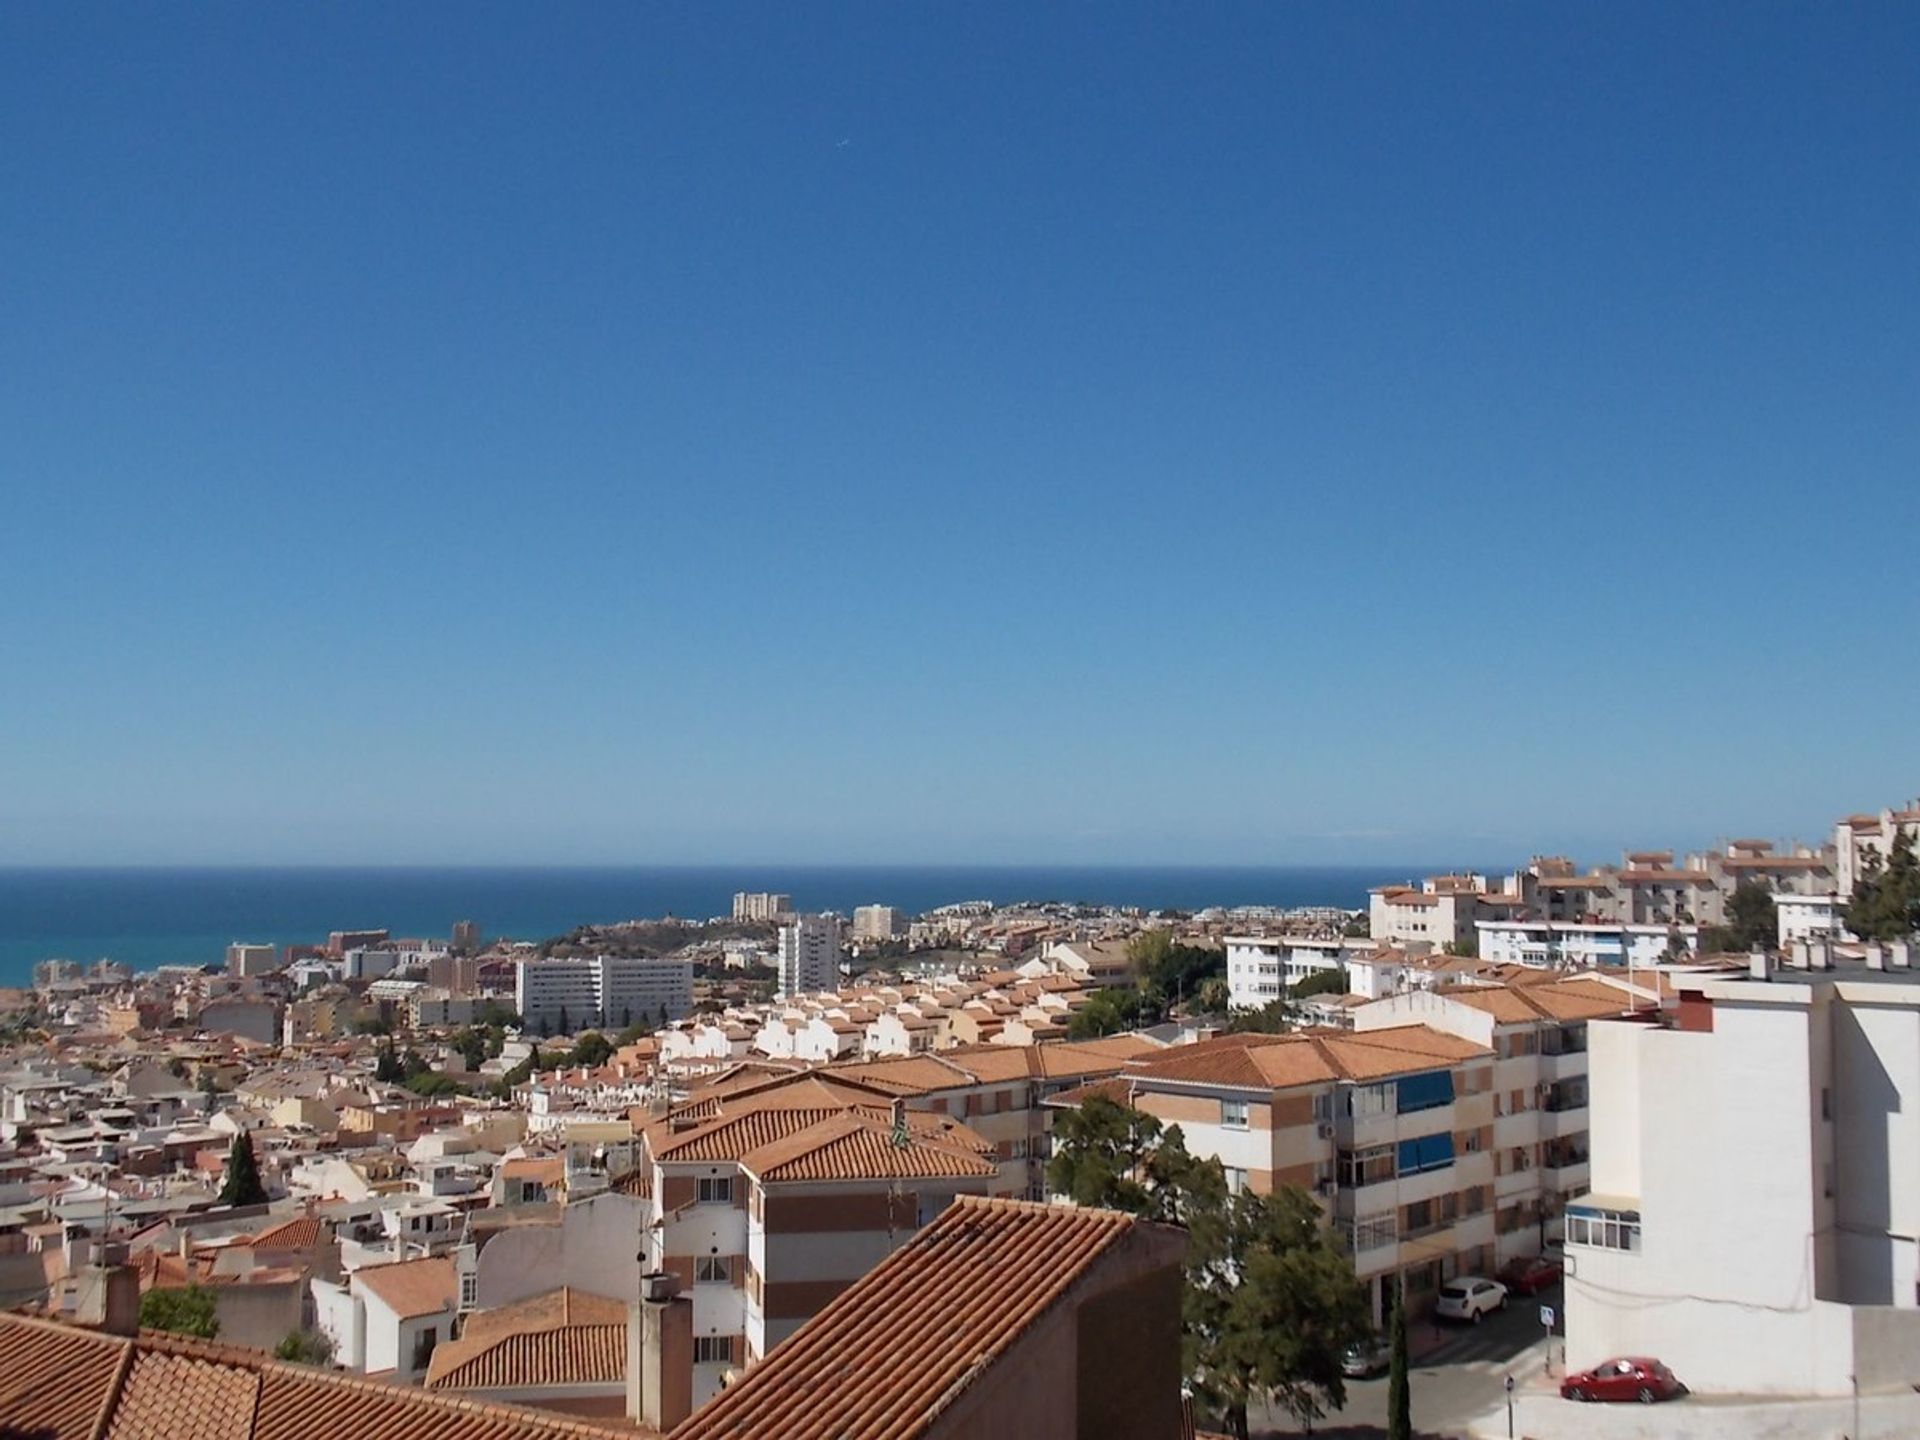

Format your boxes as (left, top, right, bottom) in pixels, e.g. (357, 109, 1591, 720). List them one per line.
(0, 864, 1452, 986)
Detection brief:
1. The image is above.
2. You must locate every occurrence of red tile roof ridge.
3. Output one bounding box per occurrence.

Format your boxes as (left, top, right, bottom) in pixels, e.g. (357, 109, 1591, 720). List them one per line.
(674, 1196, 1148, 1440)
(0, 1312, 650, 1440)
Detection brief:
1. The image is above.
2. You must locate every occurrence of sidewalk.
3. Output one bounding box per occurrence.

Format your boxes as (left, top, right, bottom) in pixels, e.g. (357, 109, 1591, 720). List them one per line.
(1465, 1387, 1920, 1439)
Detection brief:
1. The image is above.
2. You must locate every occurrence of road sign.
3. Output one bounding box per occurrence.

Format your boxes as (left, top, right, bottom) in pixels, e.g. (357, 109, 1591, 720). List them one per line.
(1539, 1304, 1556, 1329)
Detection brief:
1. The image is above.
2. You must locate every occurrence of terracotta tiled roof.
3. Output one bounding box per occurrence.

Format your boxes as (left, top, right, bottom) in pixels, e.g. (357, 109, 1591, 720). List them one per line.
(0, 1314, 649, 1440)
(1122, 1026, 1489, 1092)
(739, 1112, 999, 1184)
(426, 1325, 626, 1393)
(353, 1254, 457, 1320)
(0, 1308, 127, 1440)
(676, 1196, 1164, 1440)
(459, 1288, 628, 1347)
(499, 1157, 565, 1185)
(236, 1215, 326, 1250)
(655, 1105, 991, 1166)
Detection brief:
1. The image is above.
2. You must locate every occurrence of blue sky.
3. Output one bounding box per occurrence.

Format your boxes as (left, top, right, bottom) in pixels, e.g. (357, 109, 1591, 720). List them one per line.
(2, 4, 1916, 867)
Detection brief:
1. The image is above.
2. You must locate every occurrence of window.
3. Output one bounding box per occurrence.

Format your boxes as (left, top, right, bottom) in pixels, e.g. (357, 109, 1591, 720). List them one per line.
(1337, 1144, 1395, 1188)
(697, 1176, 732, 1205)
(1565, 1205, 1641, 1252)
(1350, 1213, 1397, 1252)
(1220, 1098, 1250, 1129)
(1223, 1166, 1248, 1195)
(459, 1271, 477, 1311)
(692, 1335, 732, 1365)
(1347, 1082, 1394, 1119)
(411, 1326, 440, 1373)
(695, 1255, 732, 1284)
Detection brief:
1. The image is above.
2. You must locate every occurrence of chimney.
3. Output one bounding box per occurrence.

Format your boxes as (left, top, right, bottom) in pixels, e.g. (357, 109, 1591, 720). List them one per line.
(1748, 947, 1772, 983)
(1790, 940, 1811, 971)
(627, 1271, 693, 1431)
(1891, 940, 1912, 971)
(1812, 936, 1833, 971)
(1866, 942, 1886, 972)
(100, 1264, 141, 1336)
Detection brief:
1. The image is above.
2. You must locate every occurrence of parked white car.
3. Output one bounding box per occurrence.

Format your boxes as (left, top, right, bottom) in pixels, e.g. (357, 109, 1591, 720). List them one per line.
(1435, 1276, 1508, 1323)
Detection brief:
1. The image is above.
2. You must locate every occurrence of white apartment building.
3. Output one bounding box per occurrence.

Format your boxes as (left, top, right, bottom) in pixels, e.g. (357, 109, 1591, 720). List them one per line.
(851, 904, 906, 942)
(1776, 892, 1853, 946)
(778, 915, 843, 999)
(732, 892, 793, 922)
(1476, 921, 1697, 970)
(1369, 879, 1521, 952)
(1835, 802, 1920, 896)
(515, 957, 694, 1033)
(1566, 946, 1920, 1396)
(1224, 936, 1372, 1010)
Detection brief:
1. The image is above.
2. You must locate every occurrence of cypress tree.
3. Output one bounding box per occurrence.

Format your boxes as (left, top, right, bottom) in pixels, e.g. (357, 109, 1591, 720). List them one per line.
(219, 1131, 268, 1208)
(1386, 1286, 1412, 1440)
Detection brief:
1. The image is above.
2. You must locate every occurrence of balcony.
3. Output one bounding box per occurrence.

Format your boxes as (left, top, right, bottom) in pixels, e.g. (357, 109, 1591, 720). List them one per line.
(1541, 1105, 1589, 1140)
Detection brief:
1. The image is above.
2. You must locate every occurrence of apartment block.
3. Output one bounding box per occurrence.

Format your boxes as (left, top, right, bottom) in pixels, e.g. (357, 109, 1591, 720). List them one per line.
(1101, 1027, 1498, 1321)
(1476, 921, 1697, 969)
(732, 892, 793, 923)
(777, 915, 843, 999)
(1369, 878, 1522, 951)
(851, 904, 906, 942)
(1350, 973, 1657, 1265)
(1224, 935, 1374, 1010)
(226, 942, 278, 978)
(1566, 946, 1920, 1397)
(515, 957, 693, 1034)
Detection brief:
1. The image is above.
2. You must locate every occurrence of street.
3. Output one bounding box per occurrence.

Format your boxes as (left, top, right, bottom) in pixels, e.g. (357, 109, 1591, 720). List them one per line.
(1248, 1285, 1562, 1439)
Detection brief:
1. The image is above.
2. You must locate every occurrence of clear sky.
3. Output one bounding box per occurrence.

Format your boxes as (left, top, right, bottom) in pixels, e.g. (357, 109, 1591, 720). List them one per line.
(2, 4, 1916, 867)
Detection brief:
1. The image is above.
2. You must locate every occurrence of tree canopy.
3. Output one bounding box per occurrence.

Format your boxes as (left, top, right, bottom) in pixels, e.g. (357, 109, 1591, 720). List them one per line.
(1701, 881, 1779, 953)
(1047, 1096, 1370, 1439)
(141, 1285, 219, 1339)
(1849, 831, 1920, 941)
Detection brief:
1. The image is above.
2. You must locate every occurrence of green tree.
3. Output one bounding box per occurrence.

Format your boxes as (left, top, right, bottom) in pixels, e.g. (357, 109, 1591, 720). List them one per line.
(1702, 880, 1780, 953)
(570, 1031, 614, 1069)
(1049, 1097, 1370, 1439)
(274, 1329, 334, 1365)
(1067, 987, 1148, 1040)
(1289, 967, 1349, 1000)
(373, 1040, 403, 1084)
(557, 1004, 570, 1034)
(1046, 1094, 1164, 1211)
(140, 1284, 220, 1339)
(450, 1028, 488, 1070)
(1194, 976, 1232, 1015)
(219, 1130, 269, 1207)
(1342, 913, 1371, 938)
(1228, 1000, 1290, 1035)
(405, 1071, 466, 1098)
(621, 1006, 632, 1030)
(1186, 1187, 1370, 1438)
(617, 1020, 651, 1045)
(1849, 832, 1920, 941)
(1386, 1288, 1411, 1440)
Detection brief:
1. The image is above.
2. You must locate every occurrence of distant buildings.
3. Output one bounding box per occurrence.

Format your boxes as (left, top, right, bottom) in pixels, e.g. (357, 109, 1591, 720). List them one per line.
(515, 957, 693, 1033)
(1836, 801, 1920, 896)
(777, 915, 843, 998)
(851, 904, 906, 942)
(226, 941, 277, 978)
(732, 892, 792, 923)
(451, 919, 483, 953)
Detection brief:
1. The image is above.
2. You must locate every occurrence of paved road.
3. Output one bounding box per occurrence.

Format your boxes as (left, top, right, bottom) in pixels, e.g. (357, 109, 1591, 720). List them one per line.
(1248, 1285, 1563, 1439)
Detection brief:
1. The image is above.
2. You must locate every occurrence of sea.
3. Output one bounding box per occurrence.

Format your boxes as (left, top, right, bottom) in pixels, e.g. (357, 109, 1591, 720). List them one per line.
(0, 864, 1460, 987)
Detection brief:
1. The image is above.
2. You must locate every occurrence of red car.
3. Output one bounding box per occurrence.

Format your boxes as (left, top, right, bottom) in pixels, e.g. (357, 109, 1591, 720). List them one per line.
(1561, 1357, 1687, 1404)
(1497, 1254, 1564, 1296)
